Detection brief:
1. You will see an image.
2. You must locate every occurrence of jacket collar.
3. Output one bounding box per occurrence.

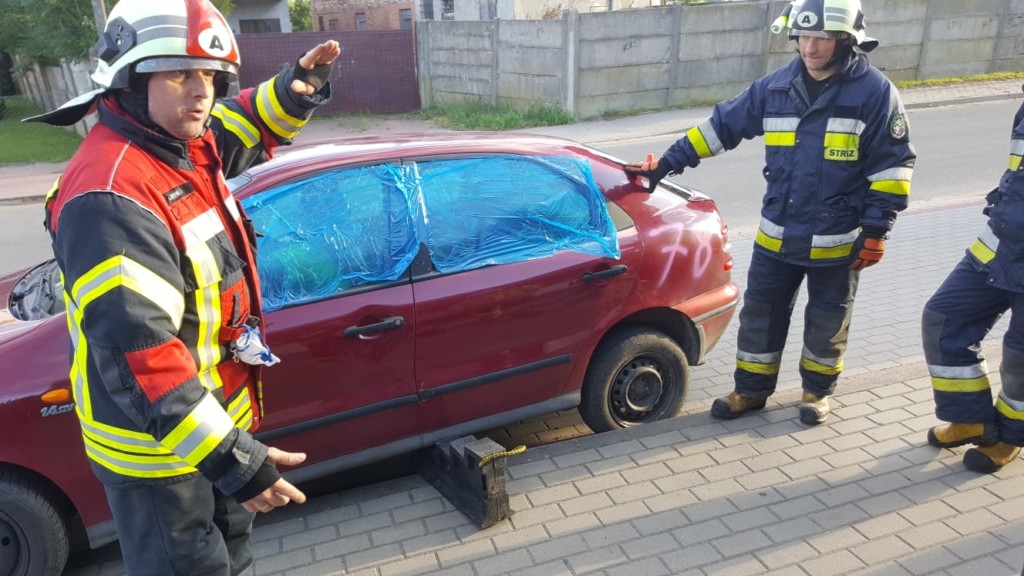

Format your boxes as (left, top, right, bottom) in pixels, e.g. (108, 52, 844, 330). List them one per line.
(768, 51, 869, 92)
(98, 95, 203, 171)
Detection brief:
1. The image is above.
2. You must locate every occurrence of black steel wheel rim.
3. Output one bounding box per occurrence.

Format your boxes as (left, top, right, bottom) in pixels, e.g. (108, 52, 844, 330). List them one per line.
(0, 511, 24, 576)
(609, 355, 666, 425)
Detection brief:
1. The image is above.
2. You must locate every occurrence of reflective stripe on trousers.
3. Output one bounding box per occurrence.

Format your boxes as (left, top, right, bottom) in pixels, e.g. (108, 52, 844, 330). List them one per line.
(734, 250, 859, 398)
(923, 255, 1024, 445)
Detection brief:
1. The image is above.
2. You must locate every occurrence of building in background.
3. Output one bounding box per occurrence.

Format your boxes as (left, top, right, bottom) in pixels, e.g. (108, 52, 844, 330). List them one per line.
(229, 0, 294, 33)
(311, 0, 701, 28)
(312, 0, 416, 31)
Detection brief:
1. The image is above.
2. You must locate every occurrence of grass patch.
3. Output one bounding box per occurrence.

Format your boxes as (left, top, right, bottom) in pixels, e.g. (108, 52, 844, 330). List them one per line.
(0, 96, 82, 164)
(418, 102, 573, 131)
(896, 71, 1024, 90)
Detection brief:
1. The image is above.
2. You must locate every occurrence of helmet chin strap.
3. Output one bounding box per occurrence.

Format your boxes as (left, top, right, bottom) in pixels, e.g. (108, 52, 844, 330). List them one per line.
(824, 40, 854, 70)
(115, 73, 171, 136)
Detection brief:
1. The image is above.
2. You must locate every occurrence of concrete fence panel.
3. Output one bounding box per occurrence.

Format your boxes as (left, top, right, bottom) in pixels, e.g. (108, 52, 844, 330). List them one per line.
(995, 4, 1024, 72)
(419, 0, 1024, 119)
(426, 21, 497, 105)
(497, 20, 563, 108)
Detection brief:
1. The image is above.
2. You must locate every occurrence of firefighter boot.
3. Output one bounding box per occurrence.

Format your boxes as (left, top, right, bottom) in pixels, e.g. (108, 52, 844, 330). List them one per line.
(926, 422, 999, 449)
(963, 442, 1021, 474)
(710, 392, 767, 420)
(798, 392, 830, 425)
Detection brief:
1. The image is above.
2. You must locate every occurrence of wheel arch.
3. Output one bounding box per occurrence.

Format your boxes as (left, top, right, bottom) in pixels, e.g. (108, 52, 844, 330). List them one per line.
(604, 307, 701, 365)
(0, 462, 87, 551)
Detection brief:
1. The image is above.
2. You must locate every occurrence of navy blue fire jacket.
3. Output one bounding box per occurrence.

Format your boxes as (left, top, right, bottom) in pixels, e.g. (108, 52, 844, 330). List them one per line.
(662, 51, 916, 267)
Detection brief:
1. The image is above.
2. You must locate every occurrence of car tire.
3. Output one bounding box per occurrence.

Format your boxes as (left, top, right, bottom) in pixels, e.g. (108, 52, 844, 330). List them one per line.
(579, 327, 689, 433)
(0, 469, 69, 576)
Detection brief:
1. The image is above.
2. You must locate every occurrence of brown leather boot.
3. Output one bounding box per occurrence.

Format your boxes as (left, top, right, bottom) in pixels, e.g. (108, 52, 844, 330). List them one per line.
(710, 392, 767, 420)
(963, 442, 1021, 473)
(798, 392, 830, 425)
(927, 422, 999, 448)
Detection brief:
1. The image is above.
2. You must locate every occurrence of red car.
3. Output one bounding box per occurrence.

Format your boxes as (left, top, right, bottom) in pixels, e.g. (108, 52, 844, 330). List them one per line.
(0, 133, 737, 576)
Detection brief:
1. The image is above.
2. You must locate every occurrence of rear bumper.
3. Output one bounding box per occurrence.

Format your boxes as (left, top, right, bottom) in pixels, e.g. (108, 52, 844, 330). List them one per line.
(676, 280, 739, 365)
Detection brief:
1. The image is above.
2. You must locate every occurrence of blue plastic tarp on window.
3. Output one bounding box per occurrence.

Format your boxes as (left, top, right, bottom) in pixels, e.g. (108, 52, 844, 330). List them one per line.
(415, 156, 619, 272)
(243, 165, 418, 311)
(243, 156, 620, 311)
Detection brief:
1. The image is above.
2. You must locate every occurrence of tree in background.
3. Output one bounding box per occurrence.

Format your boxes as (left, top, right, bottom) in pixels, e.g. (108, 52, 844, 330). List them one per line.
(211, 0, 234, 15)
(290, 0, 312, 32)
(0, 0, 234, 71)
(0, 0, 95, 68)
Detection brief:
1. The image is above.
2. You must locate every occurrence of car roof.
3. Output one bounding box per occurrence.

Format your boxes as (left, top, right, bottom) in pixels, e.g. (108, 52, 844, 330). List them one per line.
(242, 131, 603, 184)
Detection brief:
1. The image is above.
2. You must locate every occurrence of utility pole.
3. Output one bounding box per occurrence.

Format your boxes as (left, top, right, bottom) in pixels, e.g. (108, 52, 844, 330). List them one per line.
(91, 0, 108, 35)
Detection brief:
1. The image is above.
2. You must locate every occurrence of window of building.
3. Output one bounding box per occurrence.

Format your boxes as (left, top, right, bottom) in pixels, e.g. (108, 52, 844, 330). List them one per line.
(442, 0, 454, 19)
(400, 8, 413, 29)
(318, 16, 325, 31)
(355, 12, 367, 31)
(329, 18, 339, 31)
(238, 19, 281, 34)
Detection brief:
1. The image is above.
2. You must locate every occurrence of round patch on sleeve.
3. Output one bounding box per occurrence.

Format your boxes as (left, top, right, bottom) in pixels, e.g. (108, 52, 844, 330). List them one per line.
(889, 112, 908, 140)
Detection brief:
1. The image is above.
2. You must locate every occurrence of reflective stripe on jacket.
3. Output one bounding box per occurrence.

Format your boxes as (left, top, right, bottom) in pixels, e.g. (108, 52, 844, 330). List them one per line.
(968, 97, 1024, 292)
(663, 53, 916, 267)
(46, 68, 324, 492)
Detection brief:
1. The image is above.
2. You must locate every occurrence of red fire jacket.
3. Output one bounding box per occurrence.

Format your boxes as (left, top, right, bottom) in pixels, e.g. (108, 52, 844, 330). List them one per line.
(45, 69, 326, 500)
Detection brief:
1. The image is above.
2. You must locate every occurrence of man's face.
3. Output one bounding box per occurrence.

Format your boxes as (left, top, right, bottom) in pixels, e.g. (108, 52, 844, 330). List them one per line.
(797, 34, 838, 80)
(147, 69, 217, 140)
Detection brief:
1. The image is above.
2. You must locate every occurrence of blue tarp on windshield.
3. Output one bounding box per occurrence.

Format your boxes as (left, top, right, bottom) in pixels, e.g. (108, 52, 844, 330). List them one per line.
(243, 156, 620, 311)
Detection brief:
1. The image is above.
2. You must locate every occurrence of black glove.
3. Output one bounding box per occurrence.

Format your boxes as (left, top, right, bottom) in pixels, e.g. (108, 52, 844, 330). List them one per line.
(850, 225, 888, 271)
(291, 55, 333, 92)
(624, 157, 678, 193)
(983, 186, 1000, 216)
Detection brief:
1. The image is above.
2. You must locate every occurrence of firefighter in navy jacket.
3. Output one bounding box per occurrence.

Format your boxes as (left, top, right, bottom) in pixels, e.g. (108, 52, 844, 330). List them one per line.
(628, 0, 916, 426)
(922, 97, 1024, 473)
(26, 0, 339, 572)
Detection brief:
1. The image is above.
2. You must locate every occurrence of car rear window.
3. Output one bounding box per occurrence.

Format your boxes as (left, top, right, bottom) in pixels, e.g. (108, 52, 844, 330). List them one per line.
(416, 156, 619, 272)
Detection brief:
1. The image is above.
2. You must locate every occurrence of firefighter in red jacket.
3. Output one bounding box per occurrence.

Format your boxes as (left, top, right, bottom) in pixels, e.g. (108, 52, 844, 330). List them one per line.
(26, 0, 339, 572)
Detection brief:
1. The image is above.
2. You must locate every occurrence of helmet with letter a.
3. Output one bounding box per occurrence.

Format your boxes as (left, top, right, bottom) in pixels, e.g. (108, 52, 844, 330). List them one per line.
(92, 0, 240, 94)
(770, 0, 878, 52)
(23, 0, 239, 125)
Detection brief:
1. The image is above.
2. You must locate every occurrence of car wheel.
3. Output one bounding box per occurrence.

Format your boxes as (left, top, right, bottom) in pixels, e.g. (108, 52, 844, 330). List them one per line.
(579, 327, 689, 433)
(0, 469, 69, 576)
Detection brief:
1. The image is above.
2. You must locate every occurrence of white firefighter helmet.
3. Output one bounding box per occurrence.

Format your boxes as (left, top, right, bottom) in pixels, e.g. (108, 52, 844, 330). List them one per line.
(24, 0, 239, 125)
(771, 0, 877, 51)
(92, 0, 240, 90)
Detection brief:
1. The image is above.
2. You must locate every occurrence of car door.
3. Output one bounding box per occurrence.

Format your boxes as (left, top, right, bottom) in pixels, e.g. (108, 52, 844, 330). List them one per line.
(240, 164, 421, 466)
(409, 154, 643, 431)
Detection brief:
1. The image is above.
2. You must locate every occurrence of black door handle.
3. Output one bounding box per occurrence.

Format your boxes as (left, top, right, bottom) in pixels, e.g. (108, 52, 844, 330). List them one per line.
(582, 265, 628, 283)
(342, 316, 405, 337)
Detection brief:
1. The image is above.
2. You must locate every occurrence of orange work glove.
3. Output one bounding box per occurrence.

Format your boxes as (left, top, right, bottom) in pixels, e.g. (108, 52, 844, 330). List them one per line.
(850, 228, 887, 270)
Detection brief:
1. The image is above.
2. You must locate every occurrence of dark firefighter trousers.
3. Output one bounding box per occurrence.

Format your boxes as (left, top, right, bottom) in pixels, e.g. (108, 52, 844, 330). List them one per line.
(102, 471, 257, 575)
(923, 255, 1024, 446)
(734, 250, 860, 399)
